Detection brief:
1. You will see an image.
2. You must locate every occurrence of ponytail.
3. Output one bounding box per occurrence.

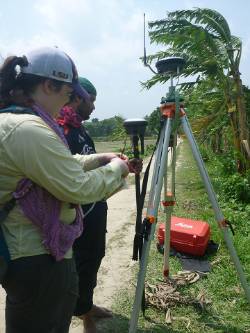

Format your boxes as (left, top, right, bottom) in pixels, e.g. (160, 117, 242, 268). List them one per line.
(0, 56, 29, 107)
(0, 56, 28, 91)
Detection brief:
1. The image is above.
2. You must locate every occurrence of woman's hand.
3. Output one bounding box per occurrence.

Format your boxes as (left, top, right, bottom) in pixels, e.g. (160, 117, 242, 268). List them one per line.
(98, 153, 142, 177)
(98, 153, 129, 166)
(110, 157, 129, 177)
(98, 153, 120, 166)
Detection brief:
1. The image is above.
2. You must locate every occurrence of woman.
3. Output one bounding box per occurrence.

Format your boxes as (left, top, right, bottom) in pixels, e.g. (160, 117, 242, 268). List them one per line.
(0, 46, 129, 333)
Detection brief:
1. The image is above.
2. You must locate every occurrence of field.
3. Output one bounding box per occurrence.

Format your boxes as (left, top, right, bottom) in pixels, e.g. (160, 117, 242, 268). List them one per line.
(95, 139, 250, 333)
(95, 139, 156, 154)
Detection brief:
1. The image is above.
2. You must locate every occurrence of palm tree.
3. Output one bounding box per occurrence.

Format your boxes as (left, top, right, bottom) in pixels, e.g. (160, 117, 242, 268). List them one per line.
(145, 8, 249, 172)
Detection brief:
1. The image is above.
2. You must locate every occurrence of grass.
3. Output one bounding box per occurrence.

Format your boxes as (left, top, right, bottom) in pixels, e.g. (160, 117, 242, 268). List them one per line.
(97, 139, 250, 333)
(95, 140, 125, 153)
(95, 139, 156, 154)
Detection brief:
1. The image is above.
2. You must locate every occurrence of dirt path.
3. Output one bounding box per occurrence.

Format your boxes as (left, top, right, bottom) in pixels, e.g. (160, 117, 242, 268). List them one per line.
(70, 174, 139, 332)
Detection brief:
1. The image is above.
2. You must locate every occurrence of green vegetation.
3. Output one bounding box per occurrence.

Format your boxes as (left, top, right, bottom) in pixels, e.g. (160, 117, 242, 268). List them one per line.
(144, 8, 249, 173)
(85, 116, 126, 140)
(95, 139, 156, 157)
(85, 114, 159, 142)
(97, 139, 250, 333)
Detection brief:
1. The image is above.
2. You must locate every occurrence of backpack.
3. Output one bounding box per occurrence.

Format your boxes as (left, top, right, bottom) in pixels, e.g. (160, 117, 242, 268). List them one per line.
(0, 199, 15, 284)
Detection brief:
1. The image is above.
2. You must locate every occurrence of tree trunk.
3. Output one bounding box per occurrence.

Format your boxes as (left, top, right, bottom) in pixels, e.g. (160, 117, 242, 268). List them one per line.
(234, 74, 250, 172)
(235, 76, 249, 141)
(215, 131, 223, 154)
(225, 94, 242, 171)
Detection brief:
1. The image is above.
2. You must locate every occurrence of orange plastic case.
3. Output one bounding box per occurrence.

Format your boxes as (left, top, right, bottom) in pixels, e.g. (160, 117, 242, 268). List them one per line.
(157, 216, 210, 256)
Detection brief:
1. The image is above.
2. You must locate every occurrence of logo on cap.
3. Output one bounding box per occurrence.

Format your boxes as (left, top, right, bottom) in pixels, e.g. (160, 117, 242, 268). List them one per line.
(52, 71, 69, 80)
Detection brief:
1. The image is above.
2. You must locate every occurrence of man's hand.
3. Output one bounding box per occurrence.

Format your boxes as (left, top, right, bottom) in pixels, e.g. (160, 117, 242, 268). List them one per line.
(97, 153, 142, 176)
(127, 158, 143, 175)
(116, 154, 143, 175)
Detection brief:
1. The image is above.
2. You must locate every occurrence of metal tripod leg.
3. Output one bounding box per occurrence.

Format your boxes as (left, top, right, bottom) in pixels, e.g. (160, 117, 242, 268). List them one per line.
(163, 155, 170, 279)
(181, 113, 250, 303)
(128, 116, 173, 333)
(162, 135, 177, 278)
(162, 191, 173, 278)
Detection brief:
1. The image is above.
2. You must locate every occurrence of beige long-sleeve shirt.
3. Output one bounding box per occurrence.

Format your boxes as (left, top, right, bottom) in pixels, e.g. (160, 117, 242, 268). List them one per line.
(0, 112, 124, 259)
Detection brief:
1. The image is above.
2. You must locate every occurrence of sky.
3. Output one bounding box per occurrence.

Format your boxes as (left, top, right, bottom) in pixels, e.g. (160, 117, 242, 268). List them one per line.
(0, 0, 250, 120)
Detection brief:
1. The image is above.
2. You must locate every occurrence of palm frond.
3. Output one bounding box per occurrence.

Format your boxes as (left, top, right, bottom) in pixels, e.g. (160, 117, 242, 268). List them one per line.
(167, 8, 232, 43)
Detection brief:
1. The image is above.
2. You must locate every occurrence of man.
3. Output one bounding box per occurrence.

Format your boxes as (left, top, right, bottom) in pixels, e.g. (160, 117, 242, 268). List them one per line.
(57, 77, 112, 333)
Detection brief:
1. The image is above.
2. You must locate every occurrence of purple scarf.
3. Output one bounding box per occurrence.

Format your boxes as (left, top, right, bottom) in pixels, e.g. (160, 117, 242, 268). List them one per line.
(12, 104, 84, 261)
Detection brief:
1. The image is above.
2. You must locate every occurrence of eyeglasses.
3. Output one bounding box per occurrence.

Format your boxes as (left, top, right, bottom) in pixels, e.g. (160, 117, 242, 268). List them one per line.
(66, 91, 74, 97)
(64, 82, 73, 92)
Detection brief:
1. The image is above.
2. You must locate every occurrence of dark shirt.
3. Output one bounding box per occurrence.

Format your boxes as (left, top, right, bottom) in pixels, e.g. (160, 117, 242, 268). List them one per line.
(65, 125, 96, 155)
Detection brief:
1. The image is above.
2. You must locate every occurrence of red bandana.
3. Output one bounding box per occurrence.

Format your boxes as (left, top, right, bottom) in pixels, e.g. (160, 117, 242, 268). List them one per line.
(56, 106, 83, 135)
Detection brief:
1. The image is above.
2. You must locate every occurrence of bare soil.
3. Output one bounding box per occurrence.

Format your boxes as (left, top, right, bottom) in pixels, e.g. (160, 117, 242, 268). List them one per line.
(70, 174, 138, 332)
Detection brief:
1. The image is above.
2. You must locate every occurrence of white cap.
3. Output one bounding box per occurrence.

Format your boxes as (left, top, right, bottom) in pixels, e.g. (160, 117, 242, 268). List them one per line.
(21, 46, 89, 100)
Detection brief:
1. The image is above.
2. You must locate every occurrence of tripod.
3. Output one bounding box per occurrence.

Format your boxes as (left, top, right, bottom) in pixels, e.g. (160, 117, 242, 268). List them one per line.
(128, 58, 250, 333)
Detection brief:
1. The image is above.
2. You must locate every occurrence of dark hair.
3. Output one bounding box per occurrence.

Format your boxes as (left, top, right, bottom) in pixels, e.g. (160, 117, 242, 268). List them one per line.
(0, 56, 65, 108)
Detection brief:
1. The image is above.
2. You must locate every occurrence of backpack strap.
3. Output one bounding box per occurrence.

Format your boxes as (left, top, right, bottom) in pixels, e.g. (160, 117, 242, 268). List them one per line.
(0, 105, 35, 115)
(0, 198, 16, 224)
(0, 105, 35, 223)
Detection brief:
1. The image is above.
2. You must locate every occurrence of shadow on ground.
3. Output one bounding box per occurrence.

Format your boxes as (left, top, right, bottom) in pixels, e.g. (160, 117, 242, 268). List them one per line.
(95, 308, 248, 333)
(97, 312, 182, 333)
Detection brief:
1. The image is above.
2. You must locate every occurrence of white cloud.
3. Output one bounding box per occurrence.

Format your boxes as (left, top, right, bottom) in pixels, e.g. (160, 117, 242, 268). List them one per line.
(242, 37, 250, 59)
(183, 0, 206, 9)
(29, 1, 143, 63)
(0, 32, 75, 59)
(1, 0, 250, 119)
(34, 0, 91, 27)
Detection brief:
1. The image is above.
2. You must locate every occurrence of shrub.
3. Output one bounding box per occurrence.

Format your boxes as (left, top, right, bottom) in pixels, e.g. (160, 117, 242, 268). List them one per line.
(220, 171, 250, 203)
